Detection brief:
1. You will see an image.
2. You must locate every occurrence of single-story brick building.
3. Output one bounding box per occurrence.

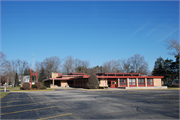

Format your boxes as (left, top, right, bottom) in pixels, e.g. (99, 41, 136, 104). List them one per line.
(43, 72, 164, 89)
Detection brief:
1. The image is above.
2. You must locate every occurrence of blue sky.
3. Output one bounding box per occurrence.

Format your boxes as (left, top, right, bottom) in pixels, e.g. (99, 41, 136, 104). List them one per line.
(1, 1, 179, 72)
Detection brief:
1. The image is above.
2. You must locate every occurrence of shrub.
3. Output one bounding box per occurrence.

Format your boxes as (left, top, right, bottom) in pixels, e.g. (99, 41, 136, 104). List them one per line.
(36, 82, 43, 89)
(43, 86, 46, 89)
(99, 87, 108, 89)
(42, 81, 44, 86)
(22, 82, 30, 90)
(87, 72, 99, 89)
(32, 84, 37, 88)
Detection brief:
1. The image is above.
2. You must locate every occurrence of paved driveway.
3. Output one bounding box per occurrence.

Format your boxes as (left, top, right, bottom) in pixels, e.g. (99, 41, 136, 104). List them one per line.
(1, 89, 179, 119)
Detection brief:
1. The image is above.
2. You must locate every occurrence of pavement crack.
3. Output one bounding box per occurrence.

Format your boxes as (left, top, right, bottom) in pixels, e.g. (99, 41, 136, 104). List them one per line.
(136, 107, 141, 112)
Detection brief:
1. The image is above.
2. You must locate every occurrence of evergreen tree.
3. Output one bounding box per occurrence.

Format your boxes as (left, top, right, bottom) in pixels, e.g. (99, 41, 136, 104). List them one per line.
(152, 55, 179, 83)
(24, 68, 30, 75)
(175, 54, 179, 79)
(87, 72, 99, 89)
(38, 67, 46, 82)
(152, 57, 166, 76)
(15, 73, 19, 87)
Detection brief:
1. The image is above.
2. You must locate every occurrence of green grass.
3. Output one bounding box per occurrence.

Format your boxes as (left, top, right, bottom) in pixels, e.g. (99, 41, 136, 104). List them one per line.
(1, 92, 8, 98)
(1, 87, 20, 91)
(11, 89, 55, 91)
(168, 87, 180, 89)
(1, 87, 54, 91)
(1, 87, 20, 89)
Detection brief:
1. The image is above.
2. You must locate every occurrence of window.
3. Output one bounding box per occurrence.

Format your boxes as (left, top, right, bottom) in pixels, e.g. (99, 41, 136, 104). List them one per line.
(108, 74, 115, 76)
(147, 78, 153, 86)
(116, 74, 123, 76)
(119, 78, 127, 86)
(138, 78, 145, 86)
(129, 78, 136, 86)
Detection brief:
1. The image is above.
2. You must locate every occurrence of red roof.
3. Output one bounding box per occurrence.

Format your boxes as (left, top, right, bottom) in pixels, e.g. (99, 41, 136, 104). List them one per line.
(47, 73, 164, 81)
(68, 73, 86, 75)
(97, 76, 164, 78)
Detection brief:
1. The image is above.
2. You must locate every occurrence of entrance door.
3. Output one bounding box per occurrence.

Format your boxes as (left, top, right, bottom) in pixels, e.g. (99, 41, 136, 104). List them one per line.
(111, 81, 116, 88)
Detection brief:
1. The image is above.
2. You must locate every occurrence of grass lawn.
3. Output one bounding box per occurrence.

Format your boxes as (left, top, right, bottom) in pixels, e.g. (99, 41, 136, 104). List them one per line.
(1, 87, 54, 91)
(13, 89, 55, 92)
(1, 87, 19, 89)
(168, 87, 180, 89)
(11, 88, 55, 91)
(0, 92, 8, 98)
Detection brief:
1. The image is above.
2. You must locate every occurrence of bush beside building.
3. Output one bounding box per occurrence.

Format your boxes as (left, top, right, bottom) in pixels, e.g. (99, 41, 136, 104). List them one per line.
(87, 72, 99, 89)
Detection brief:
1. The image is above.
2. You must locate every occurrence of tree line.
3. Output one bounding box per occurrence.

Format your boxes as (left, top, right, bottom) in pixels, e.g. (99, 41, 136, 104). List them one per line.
(0, 39, 179, 85)
(0, 53, 149, 85)
(152, 39, 179, 83)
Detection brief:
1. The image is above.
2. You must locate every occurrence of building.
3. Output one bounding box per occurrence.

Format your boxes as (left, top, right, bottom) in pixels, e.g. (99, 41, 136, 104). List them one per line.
(19, 75, 35, 85)
(43, 72, 165, 89)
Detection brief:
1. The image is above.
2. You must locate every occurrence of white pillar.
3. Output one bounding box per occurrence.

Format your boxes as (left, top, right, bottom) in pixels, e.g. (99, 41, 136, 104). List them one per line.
(136, 78, 138, 87)
(127, 78, 129, 87)
(145, 78, 147, 87)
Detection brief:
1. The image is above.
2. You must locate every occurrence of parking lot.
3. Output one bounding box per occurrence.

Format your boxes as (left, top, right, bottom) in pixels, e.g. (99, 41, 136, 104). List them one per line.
(1, 89, 179, 119)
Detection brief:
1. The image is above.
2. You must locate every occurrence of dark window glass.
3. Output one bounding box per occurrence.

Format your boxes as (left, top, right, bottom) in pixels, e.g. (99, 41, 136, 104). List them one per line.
(147, 78, 153, 85)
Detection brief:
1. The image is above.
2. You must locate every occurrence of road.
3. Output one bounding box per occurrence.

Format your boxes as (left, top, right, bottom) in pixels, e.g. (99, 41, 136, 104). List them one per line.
(1, 89, 179, 119)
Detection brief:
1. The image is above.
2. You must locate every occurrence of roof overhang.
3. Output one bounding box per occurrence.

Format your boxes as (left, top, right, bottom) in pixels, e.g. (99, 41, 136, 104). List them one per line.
(97, 76, 164, 78)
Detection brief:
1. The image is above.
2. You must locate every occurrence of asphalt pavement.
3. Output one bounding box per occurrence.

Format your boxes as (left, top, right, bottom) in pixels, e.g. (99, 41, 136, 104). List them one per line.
(1, 89, 179, 119)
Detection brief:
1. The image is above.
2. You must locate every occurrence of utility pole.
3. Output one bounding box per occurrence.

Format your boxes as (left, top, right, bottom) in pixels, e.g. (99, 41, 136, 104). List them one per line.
(7, 76, 9, 87)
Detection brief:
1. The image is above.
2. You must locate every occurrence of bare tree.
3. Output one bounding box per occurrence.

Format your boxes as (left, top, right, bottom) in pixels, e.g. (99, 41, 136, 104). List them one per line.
(102, 60, 119, 73)
(0, 52, 13, 85)
(62, 56, 74, 74)
(74, 59, 81, 69)
(93, 65, 102, 73)
(42, 56, 61, 78)
(118, 58, 131, 73)
(165, 39, 180, 55)
(35, 61, 43, 75)
(19, 60, 30, 75)
(0, 52, 10, 76)
(9, 59, 31, 85)
(74, 59, 90, 73)
(129, 54, 149, 74)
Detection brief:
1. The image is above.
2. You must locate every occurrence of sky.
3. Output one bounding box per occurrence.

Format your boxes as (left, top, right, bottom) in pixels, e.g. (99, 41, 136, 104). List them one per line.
(1, 1, 179, 72)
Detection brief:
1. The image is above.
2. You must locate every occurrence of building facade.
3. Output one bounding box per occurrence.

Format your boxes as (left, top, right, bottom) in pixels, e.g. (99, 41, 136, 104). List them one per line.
(43, 72, 164, 89)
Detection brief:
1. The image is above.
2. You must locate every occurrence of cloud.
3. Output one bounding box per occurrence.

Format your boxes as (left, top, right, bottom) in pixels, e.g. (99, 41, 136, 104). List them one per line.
(156, 28, 178, 43)
(147, 28, 157, 36)
(130, 24, 148, 37)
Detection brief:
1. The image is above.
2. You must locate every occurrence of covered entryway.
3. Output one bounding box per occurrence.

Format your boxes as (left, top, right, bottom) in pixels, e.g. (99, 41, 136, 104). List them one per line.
(108, 79, 118, 88)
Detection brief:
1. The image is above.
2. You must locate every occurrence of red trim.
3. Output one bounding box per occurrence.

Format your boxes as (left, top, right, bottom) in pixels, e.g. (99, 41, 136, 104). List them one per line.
(138, 78, 145, 87)
(147, 78, 154, 86)
(119, 78, 127, 87)
(69, 73, 86, 75)
(129, 78, 136, 87)
(30, 69, 38, 88)
(97, 76, 164, 78)
(104, 73, 141, 75)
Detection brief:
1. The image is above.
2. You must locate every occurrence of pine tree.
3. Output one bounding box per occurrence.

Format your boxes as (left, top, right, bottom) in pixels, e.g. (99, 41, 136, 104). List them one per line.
(152, 57, 166, 76)
(24, 68, 30, 75)
(15, 73, 19, 87)
(152, 56, 179, 83)
(87, 72, 99, 89)
(38, 67, 46, 82)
